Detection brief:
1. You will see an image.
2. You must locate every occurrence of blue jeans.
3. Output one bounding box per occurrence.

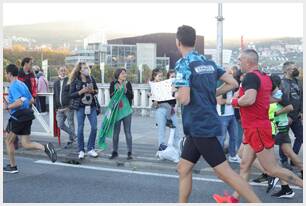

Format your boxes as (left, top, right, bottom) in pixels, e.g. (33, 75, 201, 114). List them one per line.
(155, 107, 179, 147)
(76, 106, 97, 152)
(279, 118, 303, 163)
(217, 115, 240, 157)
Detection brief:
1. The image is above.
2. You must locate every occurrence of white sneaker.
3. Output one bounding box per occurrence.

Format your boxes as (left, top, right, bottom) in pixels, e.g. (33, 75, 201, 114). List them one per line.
(87, 149, 98, 158)
(228, 155, 241, 163)
(78, 151, 85, 159)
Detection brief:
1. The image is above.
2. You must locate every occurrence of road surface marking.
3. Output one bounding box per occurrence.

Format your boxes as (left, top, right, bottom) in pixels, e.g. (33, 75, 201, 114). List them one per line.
(35, 160, 302, 190)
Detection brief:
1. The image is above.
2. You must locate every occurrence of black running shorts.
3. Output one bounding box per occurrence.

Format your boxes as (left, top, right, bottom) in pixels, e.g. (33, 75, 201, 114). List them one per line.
(180, 136, 226, 167)
(6, 118, 32, 135)
(274, 132, 292, 145)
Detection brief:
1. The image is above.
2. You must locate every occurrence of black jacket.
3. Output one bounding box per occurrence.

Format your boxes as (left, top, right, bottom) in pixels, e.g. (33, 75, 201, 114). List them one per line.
(70, 76, 98, 110)
(53, 77, 71, 110)
(280, 77, 303, 120)
(110, 81, 134, 106)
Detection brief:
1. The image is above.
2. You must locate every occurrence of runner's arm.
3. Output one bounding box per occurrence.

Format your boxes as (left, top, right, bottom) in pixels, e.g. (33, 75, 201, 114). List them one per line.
(237, 89, 257, 106)
(176, 87, 190, 105)
(6, 98, 24, 110)
(216, 73, 238, 97)
(216, 95, 226, 105)
(275, 105, 293, 116)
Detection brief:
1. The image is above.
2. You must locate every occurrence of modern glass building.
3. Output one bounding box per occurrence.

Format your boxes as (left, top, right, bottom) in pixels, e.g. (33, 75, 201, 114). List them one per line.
(106, 44, 137, 69)
(156, 57, 170, 70)
(65, 42, 169, 70)
(65, 50, 96, 66)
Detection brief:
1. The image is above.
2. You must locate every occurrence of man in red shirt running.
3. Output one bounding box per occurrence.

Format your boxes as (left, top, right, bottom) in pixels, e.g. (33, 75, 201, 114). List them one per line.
(214, 49, 303, 203)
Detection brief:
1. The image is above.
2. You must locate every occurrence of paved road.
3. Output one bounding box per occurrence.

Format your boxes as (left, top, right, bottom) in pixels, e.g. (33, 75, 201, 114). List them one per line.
(3, 111, 303, 203)
(3, 156, 303, 203)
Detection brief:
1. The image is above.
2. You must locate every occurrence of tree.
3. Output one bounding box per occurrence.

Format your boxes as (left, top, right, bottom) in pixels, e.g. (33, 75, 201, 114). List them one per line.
(127, 65, 138, 83)
(91, 65, 102, 83)
(3, 58, 11, 82)
(104, 65, 116, 83)
(142, 64, 152, 83)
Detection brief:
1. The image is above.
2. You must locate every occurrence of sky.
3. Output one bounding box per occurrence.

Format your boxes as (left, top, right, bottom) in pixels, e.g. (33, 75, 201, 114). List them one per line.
(3, 3, 303, 40)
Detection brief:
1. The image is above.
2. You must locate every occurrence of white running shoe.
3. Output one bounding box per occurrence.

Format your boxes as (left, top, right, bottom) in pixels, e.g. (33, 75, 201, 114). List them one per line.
(228, 155, 241, 163)
(78, 151, 85, 159)
(87, 149, 98, 158)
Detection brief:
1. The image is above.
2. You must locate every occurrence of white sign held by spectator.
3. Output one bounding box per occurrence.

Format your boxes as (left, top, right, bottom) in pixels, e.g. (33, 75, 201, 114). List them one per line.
(149, 78, 175, 101)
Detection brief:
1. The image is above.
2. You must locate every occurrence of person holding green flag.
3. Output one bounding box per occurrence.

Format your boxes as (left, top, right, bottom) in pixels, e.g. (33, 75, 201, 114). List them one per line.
(98, 68, 134, 160)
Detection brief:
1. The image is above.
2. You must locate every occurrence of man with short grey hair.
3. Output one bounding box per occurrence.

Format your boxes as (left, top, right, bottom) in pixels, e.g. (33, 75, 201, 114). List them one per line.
(215, 49, 303, 202)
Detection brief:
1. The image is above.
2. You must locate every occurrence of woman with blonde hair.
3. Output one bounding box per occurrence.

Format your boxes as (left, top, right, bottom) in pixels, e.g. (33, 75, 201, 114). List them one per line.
(69, 62, 100, 159)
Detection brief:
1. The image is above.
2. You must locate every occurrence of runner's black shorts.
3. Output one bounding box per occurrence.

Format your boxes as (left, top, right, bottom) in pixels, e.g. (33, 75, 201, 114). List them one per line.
(181, 136, 226, 167)
(274, 132, 292, 145)
(6, 118, 32, 135)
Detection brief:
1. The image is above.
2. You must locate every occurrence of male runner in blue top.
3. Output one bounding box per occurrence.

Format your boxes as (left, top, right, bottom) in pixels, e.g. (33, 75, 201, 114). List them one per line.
(4, 64, 57, 174)
(173, 25, 260, 203)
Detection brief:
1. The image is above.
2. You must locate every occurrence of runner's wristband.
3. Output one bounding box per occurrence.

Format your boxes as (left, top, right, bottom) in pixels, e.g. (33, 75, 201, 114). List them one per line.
(231, 98, 239, 107)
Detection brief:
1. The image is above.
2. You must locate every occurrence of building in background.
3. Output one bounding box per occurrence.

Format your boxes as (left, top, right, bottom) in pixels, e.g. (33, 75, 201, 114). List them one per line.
(65, 50, 96, 66)
(156, 57, 170, 70)
(83, 30, 107, 49)
(66, 36, 169, 70)
(136, 43, 156, 69)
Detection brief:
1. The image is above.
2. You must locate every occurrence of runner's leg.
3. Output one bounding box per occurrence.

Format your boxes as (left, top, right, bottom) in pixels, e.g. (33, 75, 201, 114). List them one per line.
(5, 132, 17, 167)
(177, 159, 194, 203)
(231, 144, 256, 199)
(257, 148, 303, 187)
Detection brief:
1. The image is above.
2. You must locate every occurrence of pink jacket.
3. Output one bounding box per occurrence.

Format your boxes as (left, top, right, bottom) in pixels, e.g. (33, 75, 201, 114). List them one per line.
(37, 74, 49, 93)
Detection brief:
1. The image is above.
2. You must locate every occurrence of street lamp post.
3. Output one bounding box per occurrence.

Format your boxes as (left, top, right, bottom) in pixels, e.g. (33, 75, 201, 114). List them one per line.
(216, 3, 224, 66)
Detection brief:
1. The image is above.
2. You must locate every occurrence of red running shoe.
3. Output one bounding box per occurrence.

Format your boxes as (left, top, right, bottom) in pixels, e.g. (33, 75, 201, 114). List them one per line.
(213, 193, 239, 203)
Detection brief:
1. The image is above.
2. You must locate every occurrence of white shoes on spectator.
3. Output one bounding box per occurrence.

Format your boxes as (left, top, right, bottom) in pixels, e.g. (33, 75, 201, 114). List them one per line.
(87, 150, 98, 158)
(78, 151, 85, 159)
(228, 154, 241, 163)
(78, 150, 98, 159)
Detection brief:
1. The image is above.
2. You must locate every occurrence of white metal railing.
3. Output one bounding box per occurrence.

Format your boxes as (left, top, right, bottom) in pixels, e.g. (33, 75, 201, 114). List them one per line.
(96, 83, 153, 116)
(4, 84, 54, 137)
(3, 82, 155, 137)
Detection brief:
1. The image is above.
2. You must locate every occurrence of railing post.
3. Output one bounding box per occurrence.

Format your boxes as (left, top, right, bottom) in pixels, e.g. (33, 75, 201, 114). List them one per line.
(141, 88, 147, 116)
(98, 88, 103, 106)
(133, 89, 139, 107)
(104, 88, 110, 106)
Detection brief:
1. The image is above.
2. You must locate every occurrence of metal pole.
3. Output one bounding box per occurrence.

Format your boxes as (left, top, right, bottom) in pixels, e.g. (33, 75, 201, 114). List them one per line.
(100, 52, 105, 84)
(216, 3, 224, 66)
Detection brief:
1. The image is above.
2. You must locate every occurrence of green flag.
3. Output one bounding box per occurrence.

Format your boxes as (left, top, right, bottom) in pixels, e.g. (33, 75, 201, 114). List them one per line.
(98, 84, 125, 150)
(98, 83, 133, 150)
